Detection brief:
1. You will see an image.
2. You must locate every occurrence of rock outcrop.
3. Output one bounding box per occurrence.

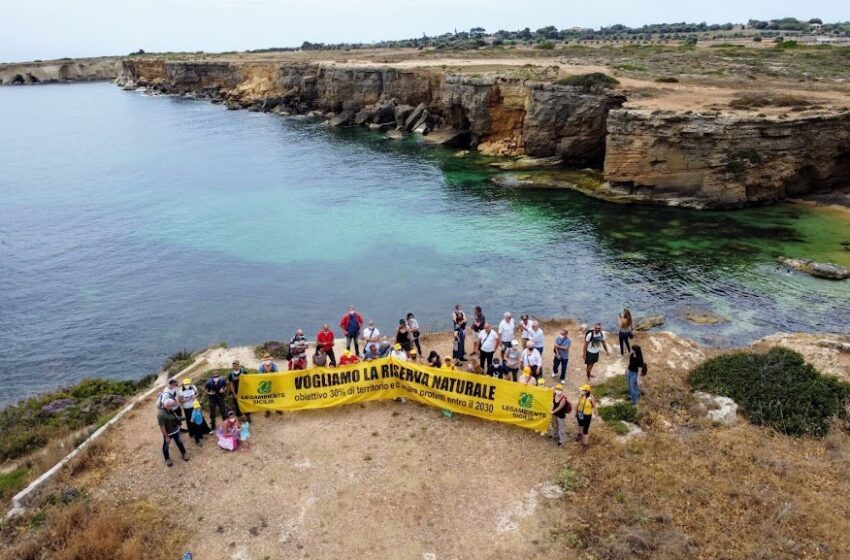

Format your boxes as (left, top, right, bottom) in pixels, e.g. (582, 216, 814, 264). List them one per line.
(0, 58, 121, 85)
(604, 109, 850, 208)
(777, 256, 850, 280)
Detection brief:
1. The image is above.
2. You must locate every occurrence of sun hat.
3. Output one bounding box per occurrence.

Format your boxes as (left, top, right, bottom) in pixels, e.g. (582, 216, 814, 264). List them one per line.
(580, 384, 592, 392)
(343, 350, 352, 357)
(262, 353, 273, 360)
(554, 384, 564, 390)
(393, 343, 402, 350)
(522, 366, 531, 374)
(409, 350, 418, 356)
(182, 378, 191, 385)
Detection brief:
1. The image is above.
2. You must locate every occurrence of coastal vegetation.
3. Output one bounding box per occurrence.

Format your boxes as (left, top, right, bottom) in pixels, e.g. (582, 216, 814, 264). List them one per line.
(689, 347, 850, 436)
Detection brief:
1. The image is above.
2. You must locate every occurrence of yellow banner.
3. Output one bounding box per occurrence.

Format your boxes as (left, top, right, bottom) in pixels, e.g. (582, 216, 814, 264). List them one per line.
(237, 357, 551, 431)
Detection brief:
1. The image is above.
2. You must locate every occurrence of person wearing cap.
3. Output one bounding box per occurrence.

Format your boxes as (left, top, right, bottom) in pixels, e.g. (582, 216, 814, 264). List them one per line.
(289, 329, 309, 370)
(362, 320, 381, 350)
(487, 357, 508, 379)
(177, 378, 199, 429)
(575, 384, 597, 447)
(504, 340, 522, 381)
(521, 340, 542, 378)
(157, 398, 189, 466)
(339, 306, 364, 356)
(553, 329, 571, 383)
(395, 319, 412, 352)
(377, 336, 392, 358)
(204, 370, 228, 430)
(258, 354, 279, 373)
(390, 343, 408, 362)
(518, 366, 537, 386)
(549, 384, 571, 446)
(497, 312, 515, 360)
(339, 350, 360, 366)
(188, 400, 211, 446)
(451, 304, 468, 362)
(316, 324, 337, 367)
(443, 356, 456, 370)
(584, 323, 610, 381)
(408, 349, 419, 363)
(477, 323, 498, 374)
(227, 360, 250, 420)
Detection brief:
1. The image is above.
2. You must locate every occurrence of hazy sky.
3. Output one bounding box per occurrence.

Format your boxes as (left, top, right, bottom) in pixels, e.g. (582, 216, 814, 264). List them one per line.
(1, 0, 846, 62)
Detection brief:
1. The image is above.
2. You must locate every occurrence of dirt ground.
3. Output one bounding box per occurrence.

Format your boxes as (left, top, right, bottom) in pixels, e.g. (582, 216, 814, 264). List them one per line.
(74, 321, 707, 560)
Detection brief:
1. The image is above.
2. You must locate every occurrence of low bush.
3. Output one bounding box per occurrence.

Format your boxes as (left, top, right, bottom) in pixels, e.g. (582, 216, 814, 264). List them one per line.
(598, 401, 638, 424)
(0, 466, 30, 502)
(655, 76, 679, 83)
(555, 72, 619, 91)
(534, 40, 555, 50)
(729, 94, 811, 110)
(688, 347, 850, 437)
(557, 466, 579, 491)
(591, 375, 630, 400)
(254, 340, 290, 359)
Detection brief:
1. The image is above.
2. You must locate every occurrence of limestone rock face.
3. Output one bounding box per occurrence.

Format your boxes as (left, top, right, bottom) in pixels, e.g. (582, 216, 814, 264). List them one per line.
(0, 58, 122, 84)
(694, 392, 739, 426)
(604, 110, 850, 208)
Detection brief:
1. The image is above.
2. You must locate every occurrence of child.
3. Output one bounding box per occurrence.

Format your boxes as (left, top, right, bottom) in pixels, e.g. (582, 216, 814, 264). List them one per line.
(238, 415, 251, 450)
(188, 400, 211, 446)
(217, 410, 241, 451)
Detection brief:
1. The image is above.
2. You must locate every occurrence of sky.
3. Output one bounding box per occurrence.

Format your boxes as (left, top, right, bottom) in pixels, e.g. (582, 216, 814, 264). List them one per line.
(1, 0, 846, 62)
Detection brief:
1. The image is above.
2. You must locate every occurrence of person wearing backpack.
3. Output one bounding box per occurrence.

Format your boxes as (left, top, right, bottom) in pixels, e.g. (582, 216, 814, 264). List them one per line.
(627, 345, 647, 404)
(548, 384, 571, 446)
(583, 323, 609, 381)
(575, 384, 597, 448)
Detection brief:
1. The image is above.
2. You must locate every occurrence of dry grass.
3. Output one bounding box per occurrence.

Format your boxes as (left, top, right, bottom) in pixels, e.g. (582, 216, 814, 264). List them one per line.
(1, 500, 180, 560)
(729, 94, 812, 110)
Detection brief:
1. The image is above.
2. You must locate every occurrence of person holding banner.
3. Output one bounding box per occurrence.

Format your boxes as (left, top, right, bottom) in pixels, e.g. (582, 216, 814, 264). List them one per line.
(504, 340, 522, 381)
(395, 319, 412, 352)
(391, 343, 408, 362)
(316, 324, 337, 367)
(451, 304, 468, 362)
(289, 330, 309, 370)
(575, 384, 598, 447)
(363, 343, 380, 360)
(427, 351, 441, 368)
(362, 320, 381, 350)
(477, 323, 498, 374)
(339, 307, 364, 356)
(339, 350, 360, 366)
(518, 366, 537, 386)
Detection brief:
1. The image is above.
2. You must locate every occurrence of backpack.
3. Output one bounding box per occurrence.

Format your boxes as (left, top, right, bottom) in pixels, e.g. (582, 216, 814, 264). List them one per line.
(564, 399, 572, 414)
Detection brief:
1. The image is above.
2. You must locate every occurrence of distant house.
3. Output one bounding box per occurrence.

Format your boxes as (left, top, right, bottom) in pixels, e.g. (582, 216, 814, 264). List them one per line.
(809, 22, 823, 32)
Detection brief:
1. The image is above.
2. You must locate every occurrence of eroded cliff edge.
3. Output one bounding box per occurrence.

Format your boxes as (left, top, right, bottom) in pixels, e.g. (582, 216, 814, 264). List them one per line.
(116, 58, 850, 209)
(0, 58, 121, 85)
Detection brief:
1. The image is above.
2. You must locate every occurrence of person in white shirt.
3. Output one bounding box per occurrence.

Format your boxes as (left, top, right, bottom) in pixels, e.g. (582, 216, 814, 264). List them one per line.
(583, 322, 610, 381)
(531, 321, 545, 374)
(477, 323, 498, 373)
(390, 343, 408, 362)
(362, 320, 381, 348)
(521, 341, 542, 377)
(497, 312, 515, 360)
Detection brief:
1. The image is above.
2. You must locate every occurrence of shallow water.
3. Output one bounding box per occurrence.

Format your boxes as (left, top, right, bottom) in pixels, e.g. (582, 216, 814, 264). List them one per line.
(1, 83, 848, 405)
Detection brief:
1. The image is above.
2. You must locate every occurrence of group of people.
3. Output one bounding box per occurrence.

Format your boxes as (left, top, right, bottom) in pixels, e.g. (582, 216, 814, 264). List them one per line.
(156, 305, 649, 465)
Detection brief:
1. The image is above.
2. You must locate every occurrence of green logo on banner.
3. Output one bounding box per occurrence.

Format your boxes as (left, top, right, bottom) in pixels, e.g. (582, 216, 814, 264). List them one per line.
(257, 380, 272, 395)
(518, 393, 533, 409)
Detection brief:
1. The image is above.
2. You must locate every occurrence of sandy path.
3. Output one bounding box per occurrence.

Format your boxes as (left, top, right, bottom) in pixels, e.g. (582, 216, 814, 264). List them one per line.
(80, 321, 705, 559)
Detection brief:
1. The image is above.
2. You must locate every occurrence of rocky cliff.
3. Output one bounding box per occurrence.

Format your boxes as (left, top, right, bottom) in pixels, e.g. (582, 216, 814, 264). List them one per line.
(117, 59, 623, 165)
(604, 110, 850, 208)
(0, 58, 121, 85)
(116, 58, 850, 208)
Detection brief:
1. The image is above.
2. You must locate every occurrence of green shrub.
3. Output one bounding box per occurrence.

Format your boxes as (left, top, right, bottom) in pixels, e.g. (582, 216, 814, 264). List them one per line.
(775, 40, 799, 50)
(655, 76, 679, 83)
(609, 420, 631, 435)
(557, 466, 579, 491)
(598, 402, 638, 423)
(591, 375, 630, 400)
(534, 40, 555, 50)
(0, 466, 30, 500)
(555, 72, 619, 91)
(254, 340, 290, 359)
(688, 347, 850, 437)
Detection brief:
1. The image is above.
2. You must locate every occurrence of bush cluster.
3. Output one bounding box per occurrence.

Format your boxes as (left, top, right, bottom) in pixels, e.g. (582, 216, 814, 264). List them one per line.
(688, 347, 850, 437)
(555, 73, 620, 91)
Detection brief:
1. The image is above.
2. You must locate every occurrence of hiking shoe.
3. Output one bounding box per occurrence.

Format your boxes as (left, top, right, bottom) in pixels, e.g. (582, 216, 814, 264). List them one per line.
(182, 453, 190, 462)
(165, 459, 174, 467)
(195, 439, 202, 447)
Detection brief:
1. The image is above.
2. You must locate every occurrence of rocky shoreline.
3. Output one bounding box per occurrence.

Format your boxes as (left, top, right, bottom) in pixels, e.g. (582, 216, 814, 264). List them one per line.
(0, 57, 121, 85)
(112, 57, 850, 209)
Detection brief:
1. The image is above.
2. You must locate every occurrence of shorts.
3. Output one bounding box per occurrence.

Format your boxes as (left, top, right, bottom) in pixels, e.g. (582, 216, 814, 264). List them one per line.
(584, 351, 599, 365)
(501, 341, 512, 350)
(576, 413, 593, 434)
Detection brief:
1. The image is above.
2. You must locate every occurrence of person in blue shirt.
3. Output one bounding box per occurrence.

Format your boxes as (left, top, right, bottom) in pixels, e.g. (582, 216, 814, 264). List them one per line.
(258, 353, 279, 373)
(553, 329, 572, 383)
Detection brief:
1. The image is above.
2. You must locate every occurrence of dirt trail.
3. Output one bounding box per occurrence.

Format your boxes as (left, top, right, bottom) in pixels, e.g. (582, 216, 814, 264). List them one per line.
(80, 322, 707, 559)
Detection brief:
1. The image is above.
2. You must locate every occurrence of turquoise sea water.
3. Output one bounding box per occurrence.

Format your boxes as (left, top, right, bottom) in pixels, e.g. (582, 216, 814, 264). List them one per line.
(1, 82, 848, 405)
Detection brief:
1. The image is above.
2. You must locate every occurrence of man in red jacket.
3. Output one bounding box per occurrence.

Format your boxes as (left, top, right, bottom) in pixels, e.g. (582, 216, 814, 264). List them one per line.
(316, 323, 337, 367)
(339, 306, 364, 356)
